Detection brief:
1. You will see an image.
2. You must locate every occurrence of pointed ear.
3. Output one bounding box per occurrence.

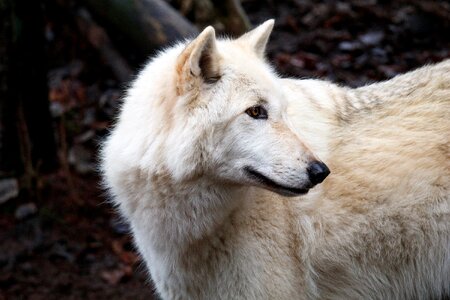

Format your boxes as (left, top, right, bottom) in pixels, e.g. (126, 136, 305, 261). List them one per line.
(237, 19, 274, 58)
(176, 26, 221, 92)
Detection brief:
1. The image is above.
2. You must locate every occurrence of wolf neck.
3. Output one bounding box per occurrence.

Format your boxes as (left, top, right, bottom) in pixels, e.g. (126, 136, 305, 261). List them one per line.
(283, 78, 385, 163)
(283, 79, 348, 162)
(141, 176, 243, 250)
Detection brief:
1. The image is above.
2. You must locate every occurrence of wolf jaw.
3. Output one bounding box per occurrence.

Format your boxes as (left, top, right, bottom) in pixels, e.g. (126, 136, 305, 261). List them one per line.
(244, 166, 311, 196)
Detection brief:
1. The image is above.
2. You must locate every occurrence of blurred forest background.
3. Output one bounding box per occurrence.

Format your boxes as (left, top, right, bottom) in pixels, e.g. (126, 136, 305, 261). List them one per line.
(0, 0, 449, 299)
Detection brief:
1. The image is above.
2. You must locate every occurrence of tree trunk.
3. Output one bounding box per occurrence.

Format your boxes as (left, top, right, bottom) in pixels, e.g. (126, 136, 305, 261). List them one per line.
(0, 0, 20, 178)
(0, 0, 57, 197)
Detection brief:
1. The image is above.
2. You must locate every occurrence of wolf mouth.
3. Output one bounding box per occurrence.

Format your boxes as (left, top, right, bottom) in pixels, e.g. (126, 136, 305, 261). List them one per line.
(244, 167, 309, 196)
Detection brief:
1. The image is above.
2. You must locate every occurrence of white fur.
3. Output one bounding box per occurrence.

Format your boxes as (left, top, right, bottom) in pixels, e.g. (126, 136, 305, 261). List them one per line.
(101, 21, 450, 299)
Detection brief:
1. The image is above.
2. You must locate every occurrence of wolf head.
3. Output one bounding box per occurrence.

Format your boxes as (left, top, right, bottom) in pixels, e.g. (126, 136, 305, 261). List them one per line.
(104, 20, 329, 198)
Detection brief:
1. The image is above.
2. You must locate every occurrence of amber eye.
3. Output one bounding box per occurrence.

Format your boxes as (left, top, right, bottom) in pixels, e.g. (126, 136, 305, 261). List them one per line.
(245, 105, 268, 119)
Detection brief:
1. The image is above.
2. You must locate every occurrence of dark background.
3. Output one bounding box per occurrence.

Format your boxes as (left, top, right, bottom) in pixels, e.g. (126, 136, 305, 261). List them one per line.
(1, 0, 449, 299)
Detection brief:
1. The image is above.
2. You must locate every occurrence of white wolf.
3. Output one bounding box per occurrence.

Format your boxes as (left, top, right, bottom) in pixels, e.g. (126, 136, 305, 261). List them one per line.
(101, 20, 450, 299)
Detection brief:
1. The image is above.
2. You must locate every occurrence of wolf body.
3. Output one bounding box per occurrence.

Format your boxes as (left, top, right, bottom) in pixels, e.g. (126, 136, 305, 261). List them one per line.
(101, 21, 450, 299)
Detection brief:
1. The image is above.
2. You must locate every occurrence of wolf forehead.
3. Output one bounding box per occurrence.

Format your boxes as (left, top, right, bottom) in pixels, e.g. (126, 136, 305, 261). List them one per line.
(126, 20, 282, 110)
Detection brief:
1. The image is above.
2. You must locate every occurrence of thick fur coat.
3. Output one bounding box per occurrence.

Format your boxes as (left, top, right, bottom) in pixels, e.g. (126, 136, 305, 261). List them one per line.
(101, 20, 450, 299)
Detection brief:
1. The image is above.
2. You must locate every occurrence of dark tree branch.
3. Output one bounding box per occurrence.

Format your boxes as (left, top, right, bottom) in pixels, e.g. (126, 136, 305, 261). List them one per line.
(83, 0, 199, 56)
(76, 8, 133, 83)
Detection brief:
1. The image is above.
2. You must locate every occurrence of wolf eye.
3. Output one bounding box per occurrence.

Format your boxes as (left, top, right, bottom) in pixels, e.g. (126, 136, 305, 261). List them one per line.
(245, 106, 268, 119)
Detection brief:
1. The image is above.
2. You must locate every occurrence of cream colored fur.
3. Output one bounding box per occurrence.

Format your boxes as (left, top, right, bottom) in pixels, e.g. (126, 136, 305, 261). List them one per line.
(101, 20, 450, 299)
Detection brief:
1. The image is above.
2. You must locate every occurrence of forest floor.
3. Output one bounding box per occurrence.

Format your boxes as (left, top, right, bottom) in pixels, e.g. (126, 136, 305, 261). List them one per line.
(1, 0, 449, 299)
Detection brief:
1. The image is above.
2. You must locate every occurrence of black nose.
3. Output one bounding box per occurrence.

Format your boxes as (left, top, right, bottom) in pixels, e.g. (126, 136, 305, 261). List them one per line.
(307, 161, 330, 186)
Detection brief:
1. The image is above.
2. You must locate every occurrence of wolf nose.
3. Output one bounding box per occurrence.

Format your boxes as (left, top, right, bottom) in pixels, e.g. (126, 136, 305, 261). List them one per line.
(307, 161, 330, 186)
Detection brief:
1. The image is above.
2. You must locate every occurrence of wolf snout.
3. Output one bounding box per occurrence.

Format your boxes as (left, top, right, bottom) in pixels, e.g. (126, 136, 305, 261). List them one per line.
(307, 161, 330, 186)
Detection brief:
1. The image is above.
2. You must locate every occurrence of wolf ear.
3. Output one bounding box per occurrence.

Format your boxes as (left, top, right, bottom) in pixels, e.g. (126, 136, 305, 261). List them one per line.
(238, 19, 274, 58)
(176, 26, 221, 89)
